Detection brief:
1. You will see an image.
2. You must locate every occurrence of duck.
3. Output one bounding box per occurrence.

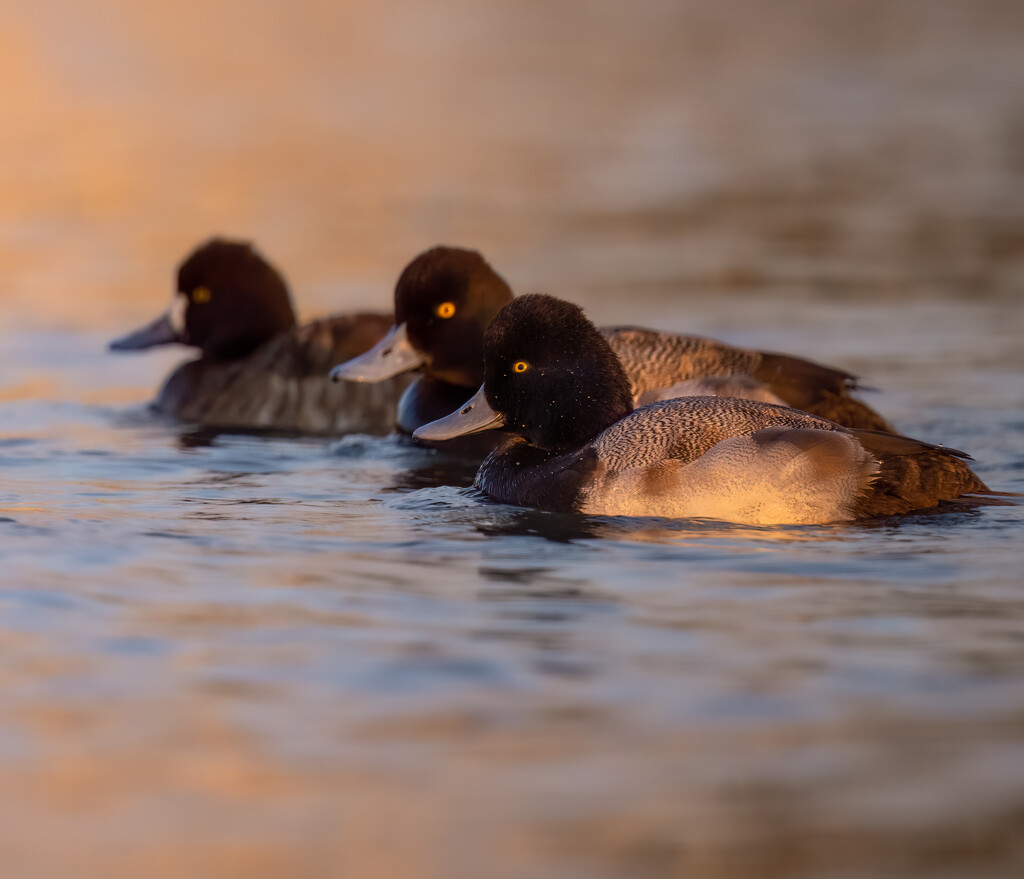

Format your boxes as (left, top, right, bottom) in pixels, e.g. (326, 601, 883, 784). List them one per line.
(330, 245, 894, 433)
(109, 238, 410, 435)
(412, 294, 990, 526)
(330, 246, 511, 434)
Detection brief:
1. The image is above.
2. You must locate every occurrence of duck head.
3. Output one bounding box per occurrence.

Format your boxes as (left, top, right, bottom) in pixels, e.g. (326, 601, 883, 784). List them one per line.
(331, 246, 512, 388)
(414, 294, 634, 452)
(109, 238, 297, 360)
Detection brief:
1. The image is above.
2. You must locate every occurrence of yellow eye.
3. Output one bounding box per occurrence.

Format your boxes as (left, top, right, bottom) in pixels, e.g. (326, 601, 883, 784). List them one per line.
(192, 286, 212, 304)
(435, 301, 456, 319)
(513, 360, 529, 373)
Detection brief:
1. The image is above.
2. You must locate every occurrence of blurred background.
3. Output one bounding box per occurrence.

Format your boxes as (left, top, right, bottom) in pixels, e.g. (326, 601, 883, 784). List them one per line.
(4, 0, 1022, 333)
(2, 2, 1023, 878)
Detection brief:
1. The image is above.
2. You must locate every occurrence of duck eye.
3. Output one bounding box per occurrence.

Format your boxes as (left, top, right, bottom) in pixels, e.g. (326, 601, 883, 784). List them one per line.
(512, 360, 529, 373)
(192, 286, 212, 304)
(435, 301, 456, 319)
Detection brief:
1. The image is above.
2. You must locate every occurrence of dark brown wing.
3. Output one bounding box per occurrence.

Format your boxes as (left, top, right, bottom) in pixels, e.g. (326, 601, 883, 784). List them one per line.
(267, 312, 396, 376)
(850, 429, 989, 516)
(753, 352, 894, 432)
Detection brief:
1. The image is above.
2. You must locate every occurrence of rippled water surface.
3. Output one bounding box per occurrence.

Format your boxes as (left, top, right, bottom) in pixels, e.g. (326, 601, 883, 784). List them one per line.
(2, 2, 1024, 877)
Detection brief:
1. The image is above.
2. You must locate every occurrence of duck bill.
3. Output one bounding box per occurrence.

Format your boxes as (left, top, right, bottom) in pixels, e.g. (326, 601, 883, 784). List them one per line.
(413, 385, 505, 441)
(331, 322, 426, 382)
(109, 311, 183, 351)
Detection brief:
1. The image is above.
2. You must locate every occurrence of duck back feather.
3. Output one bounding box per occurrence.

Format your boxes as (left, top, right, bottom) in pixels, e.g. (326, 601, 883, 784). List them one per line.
(605, 327, 894, 431)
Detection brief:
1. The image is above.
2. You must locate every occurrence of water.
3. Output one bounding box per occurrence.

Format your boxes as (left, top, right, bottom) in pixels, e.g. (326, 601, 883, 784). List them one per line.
(2, 2, 1024, 877)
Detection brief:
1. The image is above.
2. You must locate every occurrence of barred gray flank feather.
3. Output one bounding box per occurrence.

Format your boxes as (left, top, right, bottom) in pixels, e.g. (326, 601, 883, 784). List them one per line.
(590, 396, 843, 469)
(636, 376, 785, 406)
(603, 328, 759, 400)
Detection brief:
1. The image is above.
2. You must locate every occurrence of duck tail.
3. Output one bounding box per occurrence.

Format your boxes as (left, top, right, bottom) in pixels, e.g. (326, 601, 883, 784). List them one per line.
(938, 491, 1023, 508)
(849, 429, 990, 517)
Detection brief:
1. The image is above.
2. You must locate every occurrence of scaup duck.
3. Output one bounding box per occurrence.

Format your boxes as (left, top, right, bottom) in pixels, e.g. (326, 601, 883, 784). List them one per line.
(110, 239, 409, 435)
(331, 246, 893, 433)
(330, 246, 510, 434)
(412, 294, 988, 526)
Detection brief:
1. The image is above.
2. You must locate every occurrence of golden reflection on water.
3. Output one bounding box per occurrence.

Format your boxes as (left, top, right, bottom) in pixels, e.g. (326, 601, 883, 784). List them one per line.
(597, 519, 851, 546)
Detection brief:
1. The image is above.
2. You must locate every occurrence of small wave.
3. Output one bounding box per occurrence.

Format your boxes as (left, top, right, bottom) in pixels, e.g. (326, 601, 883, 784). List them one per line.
(385, 485, 479, 511)
(328, 432, 436, 464)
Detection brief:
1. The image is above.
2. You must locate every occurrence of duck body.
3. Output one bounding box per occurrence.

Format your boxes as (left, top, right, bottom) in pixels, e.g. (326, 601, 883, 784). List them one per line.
(156, 313, 409, 435)
(414, 294, 988, 526)
(332, 246, 894, 436)
(475, 397, 981, 524)
(111, 239, 409, 435)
